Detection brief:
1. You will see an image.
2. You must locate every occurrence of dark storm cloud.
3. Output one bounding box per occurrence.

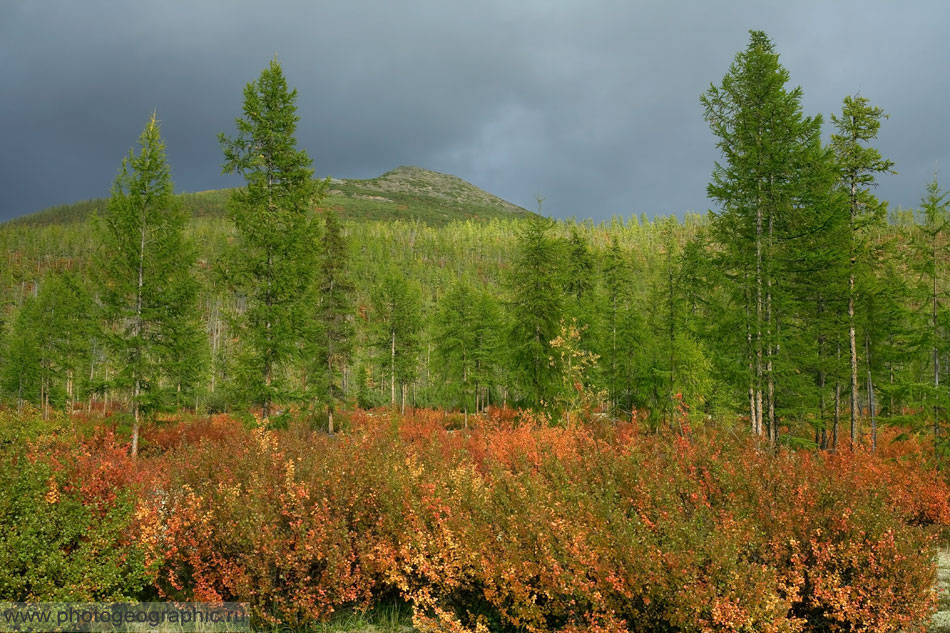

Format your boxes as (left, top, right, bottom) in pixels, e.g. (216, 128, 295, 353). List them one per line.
(2, 1, 948, 222)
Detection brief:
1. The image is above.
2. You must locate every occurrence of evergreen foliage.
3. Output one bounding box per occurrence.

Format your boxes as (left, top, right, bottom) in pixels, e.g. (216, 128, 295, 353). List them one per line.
(434, 279, 503, 423)
(831, 94, 895, 448)
(310, 209, 355, 433)
(702, 30, 829, 443)
(96, 114, 202, 455)
(371, 271, 423, 412)
(219, 59, 323, 418)
(506, 214, 566, 409)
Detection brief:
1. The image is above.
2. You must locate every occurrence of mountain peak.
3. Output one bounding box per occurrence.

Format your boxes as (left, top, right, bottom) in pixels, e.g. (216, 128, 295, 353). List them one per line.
(10, 167, 528, 227)
(332, 166, 526, 216)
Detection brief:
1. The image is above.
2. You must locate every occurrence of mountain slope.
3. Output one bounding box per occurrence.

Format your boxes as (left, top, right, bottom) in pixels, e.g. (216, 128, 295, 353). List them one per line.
(8, 166, 530, 227)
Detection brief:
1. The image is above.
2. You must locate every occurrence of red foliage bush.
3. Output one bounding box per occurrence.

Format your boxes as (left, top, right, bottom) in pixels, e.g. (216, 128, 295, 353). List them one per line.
(30, 409, 950, 631)
(143, 413, 246, 454)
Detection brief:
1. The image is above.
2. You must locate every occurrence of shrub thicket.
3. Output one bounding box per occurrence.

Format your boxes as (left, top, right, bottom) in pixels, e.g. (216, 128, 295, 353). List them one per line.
(2, 408, 947, 632)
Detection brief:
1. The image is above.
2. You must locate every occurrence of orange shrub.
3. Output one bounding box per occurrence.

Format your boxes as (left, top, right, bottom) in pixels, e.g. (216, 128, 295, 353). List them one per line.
(20, 409, 949, 632)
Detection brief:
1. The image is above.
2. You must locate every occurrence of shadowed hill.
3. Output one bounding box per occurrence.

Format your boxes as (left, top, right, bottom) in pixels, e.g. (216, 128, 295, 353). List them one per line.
(6, 166, 530, 227)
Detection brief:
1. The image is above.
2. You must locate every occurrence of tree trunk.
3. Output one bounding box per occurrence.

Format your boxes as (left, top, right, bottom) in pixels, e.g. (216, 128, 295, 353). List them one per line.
(131, 190, 147, 458)
(210, 299, 220, 394)
(745, 283, 758, 435)
(766, 201, 776, 444)
(818, 296, 827, 449)
(66, 369, 74, 412)
(848, 177, 859, 451)
(934, 239, 941, 459)
(131, 389, 140, 458)
(833, 342, 841, 450)
(756, 198, 765, 440)
(865, 334, 876, 453)
(849, 281, 858, 449)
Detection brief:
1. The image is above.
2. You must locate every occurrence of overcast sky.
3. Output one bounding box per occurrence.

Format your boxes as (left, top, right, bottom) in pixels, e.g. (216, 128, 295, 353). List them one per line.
(1, 1, 948, 223)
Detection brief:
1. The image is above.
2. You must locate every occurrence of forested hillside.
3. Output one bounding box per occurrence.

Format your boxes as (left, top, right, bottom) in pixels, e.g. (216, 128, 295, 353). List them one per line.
(1, 169, 946, 454)
(1, 35, 949, 458)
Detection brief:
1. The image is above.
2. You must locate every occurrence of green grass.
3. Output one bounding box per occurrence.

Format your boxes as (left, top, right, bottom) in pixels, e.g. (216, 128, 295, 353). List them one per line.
(255, 601, 415, 633)
(932, 548, 950, 633)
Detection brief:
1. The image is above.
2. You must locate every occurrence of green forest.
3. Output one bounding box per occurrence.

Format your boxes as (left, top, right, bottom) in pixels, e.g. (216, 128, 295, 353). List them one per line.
(3, 31, 950, 632)
(3, 34, 949, 455)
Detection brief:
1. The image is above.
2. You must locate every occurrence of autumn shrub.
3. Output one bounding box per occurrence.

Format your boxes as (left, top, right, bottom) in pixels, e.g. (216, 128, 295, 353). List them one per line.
(382, 422, 798, 633)
(142, 413, 245, 455)
(374, 413, 944, 633)
(135, 420, 412, 626)
(24, 408, 946, 632)
(0, 448, 148, 600)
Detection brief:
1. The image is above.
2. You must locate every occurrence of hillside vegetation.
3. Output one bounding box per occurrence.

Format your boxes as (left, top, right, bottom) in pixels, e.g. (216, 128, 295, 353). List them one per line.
(6, 166, 529, 228)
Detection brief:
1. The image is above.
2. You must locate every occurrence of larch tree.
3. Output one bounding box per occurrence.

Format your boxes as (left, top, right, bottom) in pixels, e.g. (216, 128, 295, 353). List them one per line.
(434, 279, 503, 426)
(372, 271, 422, 413)
(36, 272, 95, 417)
(830, 94, 894, 448)
(434, 280, 480, 425)
(3, 295, 41, 413)
(312, 209, 354, 434)
(910, 175, 950, 459)
(97, 114, 199, 456)
(702, 30, 824, 443)
(219, 59, 324, 418)
(564, 226, 596, 320)
(507, 213, 565, 409)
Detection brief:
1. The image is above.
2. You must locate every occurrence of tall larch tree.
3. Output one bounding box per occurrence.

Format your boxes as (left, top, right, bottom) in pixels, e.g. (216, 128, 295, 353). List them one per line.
(507, 213, 565, 409)
(702, 30, 824, 442)
(596, 236, 642, 415)
(3, 295, 41, 413)
(911, 175, 950, 459)
(219, 59, 323, 418)
(97, 114, 199, 456)
(830, 94, 894, 448)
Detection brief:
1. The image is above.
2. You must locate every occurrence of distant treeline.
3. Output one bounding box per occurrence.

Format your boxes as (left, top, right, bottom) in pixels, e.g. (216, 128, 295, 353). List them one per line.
(7, 190, 232, 227)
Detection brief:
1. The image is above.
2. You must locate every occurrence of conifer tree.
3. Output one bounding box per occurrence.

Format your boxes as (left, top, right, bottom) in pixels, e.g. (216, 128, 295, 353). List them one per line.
(702, 30, 825, 442)
(787, 149, 850, 449)
(219, 59, 323, 418)
(507, 214, 565, 409)
(36, 272, 94, 416)
(372, 271, 422, 412)
(564, 226, 595, 306)
(434, 279, 502, 425)
(97, 114, 199, 455)
(163, 308, 209, 411)
(312, 209, 354, 433)
(831, 95, 894, 448)
(910, 175, 950, 459)
(597, 236, 644, 415)
(3, 296, 41, 412)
